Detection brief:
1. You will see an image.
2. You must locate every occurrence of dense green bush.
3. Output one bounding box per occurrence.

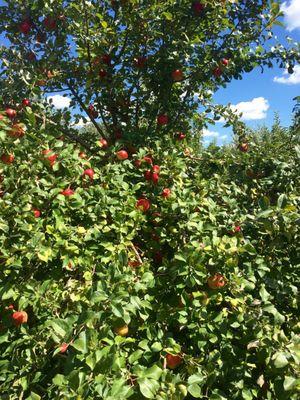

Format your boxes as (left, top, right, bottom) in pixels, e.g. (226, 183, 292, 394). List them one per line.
(0, 1, 299, 399)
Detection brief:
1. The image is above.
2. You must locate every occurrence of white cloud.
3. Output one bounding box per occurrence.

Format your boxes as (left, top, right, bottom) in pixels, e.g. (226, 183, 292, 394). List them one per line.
(47, 95, 71, 109)
(220, 134, 228, 141)
(273, 65, 300, 85)
(203, 128, 219, 138)
(230, 97, 269, 120)
(281, 0, 300, 31)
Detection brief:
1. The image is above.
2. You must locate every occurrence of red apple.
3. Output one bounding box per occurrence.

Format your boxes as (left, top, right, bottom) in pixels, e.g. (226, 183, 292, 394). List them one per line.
(213, 67, 222, 77)
(151, 172, 159, 185)
(116, 150, 128, 160)
(88, 104, 98, 119)
(143, 156, 153, 165)
(5, 108, 17, 120)
(152, 165, 160, 173)
(19, 20, 32, 34)
(144, 170, 152, 181)
(239, 143, 249, 153)
(99, 138, 108, 149)
(33, 209, 41, 218)
(157, 114, 169, 126)
(83, 168, 94, 180)
(1, 154, 14, 164)
(102, 54, 111, 65)
(192, 2, 205, 15)
(221, 58, 229, 66)
(79, 151, 87, 159)
(128, 260, 142, 268)
(162, 188, 171, 198)
(59, 342, 69, 353)
(22, 98, 31, 107)
(8, 123, 25, 138)
(60, 188, 75, 197)
(136, 198, 151, 212)
(134, 56, 147, 69)
(207, 274, 226, 290)
(134, 159, 142, 168)
(12, 311, 28, 326)
(99, 69, 107, 78)
(43, 16, 57, 30)
(172, 69, 184, 82)
(166, 353, 182, 369)
(175, 132, 186, 141)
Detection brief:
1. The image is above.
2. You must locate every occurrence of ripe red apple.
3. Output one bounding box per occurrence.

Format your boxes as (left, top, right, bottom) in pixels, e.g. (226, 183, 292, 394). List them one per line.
(8, 123, 25, 138)
(239, 143, 249, 152)
(43, 16, 57, 30)
(116, 150, 128, 160)
(12, 311, 28, 326)
(43, 150, 58, 166)
(33, 209, 41, 218)
(143, 156, 153, 165)
(60, 188, 75, 197)
(79, 151, 87, 159)
(166, 353, 182, 369)
(192, 2, 205, 15)
(1, 154, 14, 164)
(134, 159, 142, 168)
(152, 165, 160, 173)
(22, 98, 31, 107)
(99, 138, 108, 149)
(59, 342, 69, 353)
(162, 188, 171, 198)
(99, 69, 107, 78)
(207, 274, 226, 290)
(19, 20, 32, 34)
(0, 114, 4, 121)
(234, 225, 241, 233)
(102, 54, 111, 65)
(213, 67, 222, 77)
(88, 104, 98, 119)
(157, 114, 169, 125)
(172, 69, 184, 82)
(175, 132, 186, 141)
(5, 108, 17, 120)
(144, 170, 152, 181)
(134, 56, 147, 69)
(221, 58, 229, 66)
(151, 172, 159, 185)
(83, 168, 94, 180)
(136, 198, 151, 212)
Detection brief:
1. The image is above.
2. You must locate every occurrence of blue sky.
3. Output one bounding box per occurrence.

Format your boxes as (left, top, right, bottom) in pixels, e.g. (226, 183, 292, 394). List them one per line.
(0, 0, 299, 144)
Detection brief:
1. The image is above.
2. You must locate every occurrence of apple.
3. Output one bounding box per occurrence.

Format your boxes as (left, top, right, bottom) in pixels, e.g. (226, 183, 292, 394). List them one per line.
(239, 143, 249, 152)
(172, 69, 184, 82)
(134, 159, 142, 167)
(59, 342, 69, 353)
(128, 260, 142, 268)
(0, 114, 4, 121)
(207, 274, 226, 290)
(33, 209, 41, 218)
(102, 54, 111, 65)
(157, 114, 169, 125)
(144, 170, 152, 181)
(1, 154, 14, 164)
(99, 69, 107, 78)
(221, 58, 229, 66)
(5, 108, 17, 120)
(79, 151, 87, 159)
(166, 353, 182, 369)
(60, 188, 75, 196)
(136, 198, 151, 212)
(19, 20, 32, 34)
(162, 188, 171, 198)
(192, 1, 205, 15)
(116, 150, 128, 160)
(22, 98, 31, 107)
(213, 67, 222, 77)
(234, 225, 241, 233)
(175, 132, 186, 141)
(43, 16, 57, 30)
(83, 168, 94, 180)
(143, 155, 153, 165)
(114, 324, 129, 336)
(134, 56, 147, 69)
(152, 165, 160, 173)
(99, 138, 108, 149)
(12, 311, 28, 326)
(8, 123, 25, 138)
(88, 104, 98, 119)
(43, 150, 58, 166)
(151, 172, 159, 185)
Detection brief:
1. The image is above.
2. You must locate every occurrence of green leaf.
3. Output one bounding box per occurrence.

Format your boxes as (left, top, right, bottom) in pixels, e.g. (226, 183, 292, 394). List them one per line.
(72, 331, 88, 354)
(283, 376, 297, 391)
(188, 383, 202, 398)
(138, 378, 160, 399)
(273, 353, 289, 368)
